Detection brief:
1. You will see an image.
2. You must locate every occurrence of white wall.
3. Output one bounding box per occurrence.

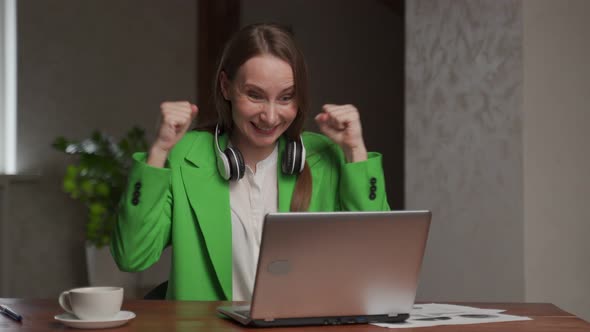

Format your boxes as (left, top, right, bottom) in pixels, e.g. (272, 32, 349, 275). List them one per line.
(523, 0, 590, 321)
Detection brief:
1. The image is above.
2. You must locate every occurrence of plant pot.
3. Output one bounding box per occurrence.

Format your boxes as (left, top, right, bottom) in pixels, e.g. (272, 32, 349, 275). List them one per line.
(85, 243, 138, 298)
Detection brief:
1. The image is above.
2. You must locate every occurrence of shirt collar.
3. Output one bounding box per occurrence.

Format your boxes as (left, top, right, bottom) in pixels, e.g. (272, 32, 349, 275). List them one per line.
(227, 141, 278, 174)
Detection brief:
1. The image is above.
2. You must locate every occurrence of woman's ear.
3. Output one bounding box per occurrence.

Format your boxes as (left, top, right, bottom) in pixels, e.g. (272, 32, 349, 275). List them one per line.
(220, 71, 230, 101)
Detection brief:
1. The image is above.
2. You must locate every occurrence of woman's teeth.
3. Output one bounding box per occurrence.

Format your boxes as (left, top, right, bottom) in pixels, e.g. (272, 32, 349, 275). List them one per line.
(253, 123, 275, 132)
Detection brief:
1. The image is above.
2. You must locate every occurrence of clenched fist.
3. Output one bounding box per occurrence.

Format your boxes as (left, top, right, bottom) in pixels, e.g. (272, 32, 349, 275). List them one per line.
(148, 101, 198, 167)
(315, 104, 367, 163)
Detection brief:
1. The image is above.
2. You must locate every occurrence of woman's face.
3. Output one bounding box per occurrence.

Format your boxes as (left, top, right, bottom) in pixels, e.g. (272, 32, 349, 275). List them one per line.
(222, 54, 298, 150)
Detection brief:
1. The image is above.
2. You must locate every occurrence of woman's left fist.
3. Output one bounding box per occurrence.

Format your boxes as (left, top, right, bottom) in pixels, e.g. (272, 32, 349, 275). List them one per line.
(315, 104, 367, 162)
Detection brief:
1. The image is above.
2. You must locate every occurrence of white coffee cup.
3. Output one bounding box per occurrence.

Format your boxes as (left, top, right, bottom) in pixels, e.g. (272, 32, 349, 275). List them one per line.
(58, 286, 123, 320)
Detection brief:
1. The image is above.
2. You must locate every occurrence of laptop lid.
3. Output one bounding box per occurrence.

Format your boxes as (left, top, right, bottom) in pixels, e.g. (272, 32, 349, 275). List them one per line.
(249, 210, 431, 321)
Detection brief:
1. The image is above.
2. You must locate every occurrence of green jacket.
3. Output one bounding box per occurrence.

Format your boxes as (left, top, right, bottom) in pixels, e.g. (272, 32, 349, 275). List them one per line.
(111, 130, 390, 300)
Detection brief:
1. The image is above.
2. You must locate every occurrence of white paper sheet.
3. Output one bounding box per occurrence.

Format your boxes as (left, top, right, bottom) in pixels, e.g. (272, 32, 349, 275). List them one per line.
(373, 303, 531, 329)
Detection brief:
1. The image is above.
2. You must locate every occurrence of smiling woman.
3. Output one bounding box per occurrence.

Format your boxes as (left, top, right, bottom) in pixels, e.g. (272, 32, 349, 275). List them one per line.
(220, 55, 299, 167)
(110, 23, 391, 302)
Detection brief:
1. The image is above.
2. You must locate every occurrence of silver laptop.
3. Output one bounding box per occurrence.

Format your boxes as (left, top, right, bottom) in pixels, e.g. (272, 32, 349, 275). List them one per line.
(217, 210, 431, 327)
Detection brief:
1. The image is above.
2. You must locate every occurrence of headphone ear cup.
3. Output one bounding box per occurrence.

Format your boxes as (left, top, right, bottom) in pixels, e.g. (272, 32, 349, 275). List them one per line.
(234, 148, 245, 179)
(298, 138, 306, 173)
(214, 123, 232, 180)
(225, 147, 245, 181)
(216, 148, 231, 180)
(293, 139, 304, 173)
(282, 140, 295, 174)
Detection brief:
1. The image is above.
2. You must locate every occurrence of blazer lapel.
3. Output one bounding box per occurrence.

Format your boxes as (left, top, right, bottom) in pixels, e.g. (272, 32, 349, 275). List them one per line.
(304, 144, 324, 168)
(180, 132, 232, 300)
(177, 133, 324, 298)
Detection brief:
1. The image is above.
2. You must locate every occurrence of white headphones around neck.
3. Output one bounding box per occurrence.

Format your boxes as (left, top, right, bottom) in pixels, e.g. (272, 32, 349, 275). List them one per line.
(214, 124, 306, 181)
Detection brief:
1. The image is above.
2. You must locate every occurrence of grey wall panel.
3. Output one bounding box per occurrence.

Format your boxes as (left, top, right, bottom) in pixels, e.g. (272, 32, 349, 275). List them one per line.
(6, 177, 87, 298)
(12, 0, 196, 297)
(18, 0, 196, 175)
(0, 182, 5, 295)
(523, 0, 590, 321)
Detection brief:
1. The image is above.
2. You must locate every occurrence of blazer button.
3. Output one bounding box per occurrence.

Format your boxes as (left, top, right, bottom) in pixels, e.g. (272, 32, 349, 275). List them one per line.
(370, 177, 377, 185)
(370, 185, 377, 192)
(134, 181, 142, 190)
(133, 190, 141, 198)
(369, 192, 376, 200)
(132, 198, 140, 206)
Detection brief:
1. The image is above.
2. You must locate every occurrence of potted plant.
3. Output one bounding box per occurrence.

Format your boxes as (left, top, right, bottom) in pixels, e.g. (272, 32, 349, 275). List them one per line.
(52, 127, 148, 293)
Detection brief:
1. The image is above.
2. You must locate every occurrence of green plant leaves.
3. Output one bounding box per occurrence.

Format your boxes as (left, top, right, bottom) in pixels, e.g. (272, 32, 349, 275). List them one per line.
(53, 127, 147, 248)
(95, 182, 110, 197)
(52, 136, 69, 152)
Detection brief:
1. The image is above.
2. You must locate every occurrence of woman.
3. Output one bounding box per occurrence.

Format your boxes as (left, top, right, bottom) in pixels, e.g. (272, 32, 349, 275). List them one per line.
(111, 23, 389, 301)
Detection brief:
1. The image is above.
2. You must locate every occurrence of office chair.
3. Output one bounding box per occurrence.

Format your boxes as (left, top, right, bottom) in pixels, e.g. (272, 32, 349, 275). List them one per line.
(144, 280, 168, 300)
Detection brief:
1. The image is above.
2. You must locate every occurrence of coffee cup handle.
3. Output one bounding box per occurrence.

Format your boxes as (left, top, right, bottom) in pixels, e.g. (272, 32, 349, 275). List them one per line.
(58, 291, 74, 314)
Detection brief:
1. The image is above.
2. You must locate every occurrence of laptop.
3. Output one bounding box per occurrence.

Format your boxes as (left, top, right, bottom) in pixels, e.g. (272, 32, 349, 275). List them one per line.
(217, 210, 431, 327)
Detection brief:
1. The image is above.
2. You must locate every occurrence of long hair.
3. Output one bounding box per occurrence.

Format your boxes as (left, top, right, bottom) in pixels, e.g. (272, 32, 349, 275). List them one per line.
(197, 23, 312, 211)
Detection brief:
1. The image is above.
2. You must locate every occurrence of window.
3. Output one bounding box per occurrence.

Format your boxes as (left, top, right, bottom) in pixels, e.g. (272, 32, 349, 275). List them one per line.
(0, 0, 16, 174)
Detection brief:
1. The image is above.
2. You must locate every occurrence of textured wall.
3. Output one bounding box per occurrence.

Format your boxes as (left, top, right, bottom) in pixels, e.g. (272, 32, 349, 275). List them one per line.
(406, 0, 524, 301)
(523, 0, 590, 321)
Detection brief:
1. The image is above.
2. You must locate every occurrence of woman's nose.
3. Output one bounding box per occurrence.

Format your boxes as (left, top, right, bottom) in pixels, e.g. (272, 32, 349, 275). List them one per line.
(260, 102, 278, 124)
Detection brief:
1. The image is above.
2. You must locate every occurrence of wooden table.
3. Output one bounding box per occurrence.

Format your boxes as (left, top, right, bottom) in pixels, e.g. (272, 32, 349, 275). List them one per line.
(1, 299, 589, 331)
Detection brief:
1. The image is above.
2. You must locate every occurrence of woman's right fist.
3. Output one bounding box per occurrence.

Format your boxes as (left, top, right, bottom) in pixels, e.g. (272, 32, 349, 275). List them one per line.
(153, 101, 198, 153)
(148, 101, 197, 167)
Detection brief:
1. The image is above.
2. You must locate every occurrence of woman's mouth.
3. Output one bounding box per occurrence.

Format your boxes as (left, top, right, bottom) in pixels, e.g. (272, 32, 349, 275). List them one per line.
(251, 122, 279, 135)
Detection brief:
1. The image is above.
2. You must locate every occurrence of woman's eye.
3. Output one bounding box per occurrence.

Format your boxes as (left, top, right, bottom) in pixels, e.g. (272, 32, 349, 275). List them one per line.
(279, 95, 293, 102)
(247, 92, 263, 100)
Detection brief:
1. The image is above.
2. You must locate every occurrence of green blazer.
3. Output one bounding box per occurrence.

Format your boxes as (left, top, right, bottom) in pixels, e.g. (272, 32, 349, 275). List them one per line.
(111, 130, 390, 300)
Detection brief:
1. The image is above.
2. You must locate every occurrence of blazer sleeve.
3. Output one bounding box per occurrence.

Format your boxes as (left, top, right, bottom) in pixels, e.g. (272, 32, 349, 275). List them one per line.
(338, 151, 390, 211)
(110, 152, 173, 272)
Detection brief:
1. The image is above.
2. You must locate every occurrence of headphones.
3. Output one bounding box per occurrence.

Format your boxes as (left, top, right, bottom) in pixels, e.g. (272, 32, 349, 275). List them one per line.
(214, 124, 306, 181)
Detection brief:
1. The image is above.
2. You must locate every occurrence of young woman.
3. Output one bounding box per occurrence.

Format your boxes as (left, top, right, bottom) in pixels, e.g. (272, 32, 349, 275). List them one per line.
(111, 23, 390, 301)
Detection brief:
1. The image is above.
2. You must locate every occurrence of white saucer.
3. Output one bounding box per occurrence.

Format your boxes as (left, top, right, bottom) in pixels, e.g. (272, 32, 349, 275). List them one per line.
(54, 310, 136, 329)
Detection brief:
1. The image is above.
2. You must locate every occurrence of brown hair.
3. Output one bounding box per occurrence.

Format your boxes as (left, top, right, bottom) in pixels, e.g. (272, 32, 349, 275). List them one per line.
(197, 23, 312, 211)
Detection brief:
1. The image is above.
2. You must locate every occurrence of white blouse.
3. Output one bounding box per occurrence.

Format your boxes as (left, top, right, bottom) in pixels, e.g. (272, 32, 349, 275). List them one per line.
(229, 144, 278, 301)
